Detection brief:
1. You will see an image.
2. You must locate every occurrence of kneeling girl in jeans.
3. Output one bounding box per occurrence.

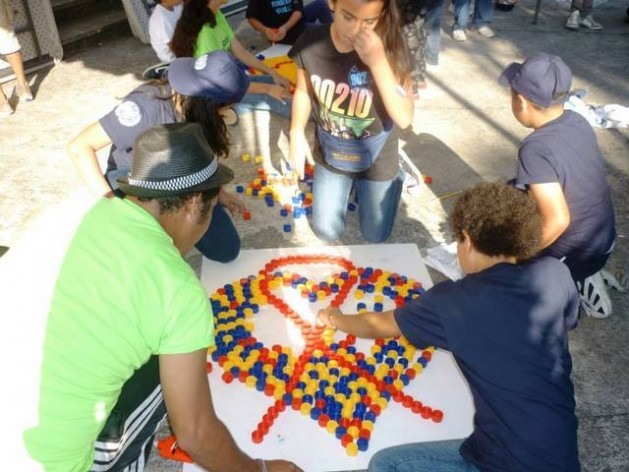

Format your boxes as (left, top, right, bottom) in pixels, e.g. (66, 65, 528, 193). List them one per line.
(288, 0, 413, 242)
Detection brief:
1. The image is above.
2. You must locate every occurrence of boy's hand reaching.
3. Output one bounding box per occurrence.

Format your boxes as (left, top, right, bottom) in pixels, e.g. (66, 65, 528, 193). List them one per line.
(317, 306, 342, 329)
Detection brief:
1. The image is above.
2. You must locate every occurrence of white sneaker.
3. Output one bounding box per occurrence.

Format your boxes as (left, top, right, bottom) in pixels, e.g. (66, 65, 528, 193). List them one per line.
(453, 29, 467, 42)
(578, 271, 613, 318)
(566, 10, 580, 30)
(580, 14, 603, 30)
(477, 26, 495, 38)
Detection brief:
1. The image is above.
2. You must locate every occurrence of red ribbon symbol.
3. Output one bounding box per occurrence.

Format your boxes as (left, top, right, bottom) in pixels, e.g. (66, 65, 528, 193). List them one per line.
(207, 255, 442, 457)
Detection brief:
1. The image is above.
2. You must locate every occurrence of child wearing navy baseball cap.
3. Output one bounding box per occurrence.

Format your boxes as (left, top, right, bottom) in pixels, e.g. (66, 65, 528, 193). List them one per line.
(500, 52, 617, 319)
(67, 50, 251, 265)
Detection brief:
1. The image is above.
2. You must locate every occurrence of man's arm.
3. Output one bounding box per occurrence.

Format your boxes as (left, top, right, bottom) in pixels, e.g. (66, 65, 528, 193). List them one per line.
(528, 182, 571, 249)
(160, 349, 303, 471)
(317, 307, 403, 339)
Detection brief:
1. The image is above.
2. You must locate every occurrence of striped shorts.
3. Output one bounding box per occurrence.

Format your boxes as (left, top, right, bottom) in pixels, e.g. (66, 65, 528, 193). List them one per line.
(91, 356, 167, 472)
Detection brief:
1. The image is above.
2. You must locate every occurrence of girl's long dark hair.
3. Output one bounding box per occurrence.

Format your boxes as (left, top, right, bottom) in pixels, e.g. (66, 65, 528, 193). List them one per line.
(180, 95, 230, 158)
(141, 79, 231, 159)
(374, 0, 411, 86)
(170, 0, 217, 58)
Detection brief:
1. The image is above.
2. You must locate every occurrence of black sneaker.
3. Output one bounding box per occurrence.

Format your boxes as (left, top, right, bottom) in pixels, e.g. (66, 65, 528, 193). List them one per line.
(142, 62, 170, 80)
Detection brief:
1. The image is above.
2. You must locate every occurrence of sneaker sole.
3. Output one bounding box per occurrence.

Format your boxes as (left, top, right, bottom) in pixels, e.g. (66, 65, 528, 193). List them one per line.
(578, 272, 613, 317)
(142, 63, 170, 80)
(601, 269, 628, 292)
(581, 302, 611, 319)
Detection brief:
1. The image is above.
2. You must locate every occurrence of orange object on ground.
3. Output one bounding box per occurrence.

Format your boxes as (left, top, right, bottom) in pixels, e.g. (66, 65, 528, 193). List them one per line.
(251, 55, 298, 88)
(157, 435, 193, 463)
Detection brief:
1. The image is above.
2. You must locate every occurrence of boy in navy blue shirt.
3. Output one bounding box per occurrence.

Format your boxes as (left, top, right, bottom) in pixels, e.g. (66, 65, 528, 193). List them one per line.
(499, 52, 616, 318)
(318, 182, 580, 472)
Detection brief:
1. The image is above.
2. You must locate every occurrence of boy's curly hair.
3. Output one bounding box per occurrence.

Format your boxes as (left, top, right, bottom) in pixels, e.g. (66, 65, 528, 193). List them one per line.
(450, 182, 542, 261)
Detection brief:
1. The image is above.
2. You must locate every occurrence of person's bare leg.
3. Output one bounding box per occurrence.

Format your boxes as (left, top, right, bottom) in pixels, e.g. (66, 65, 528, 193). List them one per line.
(6, 50, 32, 101)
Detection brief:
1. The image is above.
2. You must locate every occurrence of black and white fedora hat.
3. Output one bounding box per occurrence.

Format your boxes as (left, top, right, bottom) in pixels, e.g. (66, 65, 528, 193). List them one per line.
(118, 123, 234, 198)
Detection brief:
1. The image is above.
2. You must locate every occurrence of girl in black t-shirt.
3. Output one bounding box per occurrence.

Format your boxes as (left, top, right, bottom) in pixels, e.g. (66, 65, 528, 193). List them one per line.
(288, 0, 413, 243)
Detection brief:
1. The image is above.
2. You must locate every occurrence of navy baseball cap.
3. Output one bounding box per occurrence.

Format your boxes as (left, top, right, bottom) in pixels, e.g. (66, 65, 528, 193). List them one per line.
(499, 53, 572, 107)
(168, 50, 249, 104)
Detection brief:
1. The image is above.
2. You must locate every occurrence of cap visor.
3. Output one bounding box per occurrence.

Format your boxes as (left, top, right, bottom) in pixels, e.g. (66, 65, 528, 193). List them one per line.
(498, 62, 521, 86)
(167, 58, 194, 97)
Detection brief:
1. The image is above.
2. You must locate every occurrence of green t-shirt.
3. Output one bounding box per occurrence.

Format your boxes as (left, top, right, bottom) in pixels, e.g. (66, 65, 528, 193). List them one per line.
(194, 11, 234, 57)
(24, 198, 214, 471)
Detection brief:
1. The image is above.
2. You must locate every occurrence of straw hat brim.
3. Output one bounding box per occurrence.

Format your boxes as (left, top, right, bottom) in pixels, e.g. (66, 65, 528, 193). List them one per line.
(117, 163, 234, 198)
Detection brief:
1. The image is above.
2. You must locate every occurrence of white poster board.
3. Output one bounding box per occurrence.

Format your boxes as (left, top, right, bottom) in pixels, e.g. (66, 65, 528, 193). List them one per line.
(186, 244, 474, 472)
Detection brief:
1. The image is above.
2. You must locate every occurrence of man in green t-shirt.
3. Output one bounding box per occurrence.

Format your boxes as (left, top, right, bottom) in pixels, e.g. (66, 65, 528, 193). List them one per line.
(23, 123, 302, 472)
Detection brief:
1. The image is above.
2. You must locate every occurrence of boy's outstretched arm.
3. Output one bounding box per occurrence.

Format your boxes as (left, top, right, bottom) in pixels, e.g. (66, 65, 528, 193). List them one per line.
(528, 182, 570, 249)
(317, 307, 403, 339)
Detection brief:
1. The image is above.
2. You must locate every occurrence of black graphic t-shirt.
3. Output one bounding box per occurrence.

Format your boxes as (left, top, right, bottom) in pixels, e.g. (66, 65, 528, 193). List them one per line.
(246, 0, 306, 45)
(100, 83, 177, 174)
(289, 25, 397, 180)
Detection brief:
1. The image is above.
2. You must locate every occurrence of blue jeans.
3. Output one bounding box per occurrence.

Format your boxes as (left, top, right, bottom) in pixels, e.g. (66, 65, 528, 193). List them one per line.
(196, 203, 241, 263)
(312, 165, 403, 243)
(234, 75, 292, 119)
(425, 0, 445, 65)
(368, 439, 481, 472)
(304, 0, 333, 24)
(453, 0, 493, 29)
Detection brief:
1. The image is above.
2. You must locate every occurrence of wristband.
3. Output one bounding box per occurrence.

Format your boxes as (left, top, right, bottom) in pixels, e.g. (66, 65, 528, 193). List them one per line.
(396, 84, 407, 97)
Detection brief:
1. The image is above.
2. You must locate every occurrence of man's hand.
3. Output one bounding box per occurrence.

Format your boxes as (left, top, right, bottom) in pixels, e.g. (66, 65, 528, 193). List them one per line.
(218, 188, 247, 216)
(352, 28, 386, 69)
